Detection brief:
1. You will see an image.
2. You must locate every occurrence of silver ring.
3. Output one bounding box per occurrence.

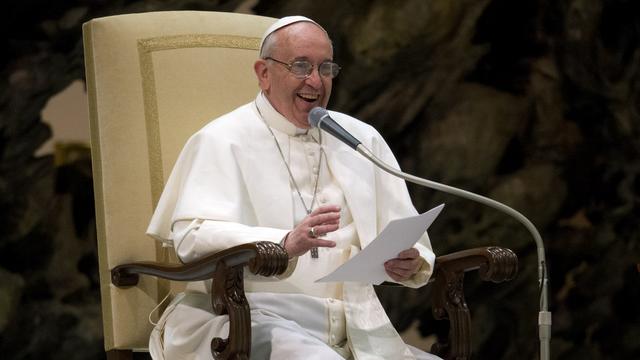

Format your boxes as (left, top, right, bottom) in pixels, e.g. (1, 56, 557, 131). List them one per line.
(308, 227, 318, 238)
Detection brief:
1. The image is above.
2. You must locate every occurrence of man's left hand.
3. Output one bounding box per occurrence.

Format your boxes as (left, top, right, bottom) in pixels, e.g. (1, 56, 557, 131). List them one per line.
(384, 248, 422, 282)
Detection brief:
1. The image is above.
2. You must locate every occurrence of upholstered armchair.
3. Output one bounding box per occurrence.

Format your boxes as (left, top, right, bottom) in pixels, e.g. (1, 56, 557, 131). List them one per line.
(83, 11, 518, 360)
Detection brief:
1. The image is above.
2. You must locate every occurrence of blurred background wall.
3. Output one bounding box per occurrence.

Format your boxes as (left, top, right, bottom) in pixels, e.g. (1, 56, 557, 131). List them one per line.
(0, 0, 638, 359)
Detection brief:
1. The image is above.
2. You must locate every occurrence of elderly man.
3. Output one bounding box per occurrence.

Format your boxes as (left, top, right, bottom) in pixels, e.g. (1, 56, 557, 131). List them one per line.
(147, 15, 440, 360)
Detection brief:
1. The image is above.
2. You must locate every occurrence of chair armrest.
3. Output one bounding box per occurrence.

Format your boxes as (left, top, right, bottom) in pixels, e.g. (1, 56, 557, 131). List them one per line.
(110, 241, 288, 360)
(433, 246, 518, 283)
(111, 241, 288, 286)
(430, 246, 517, 360)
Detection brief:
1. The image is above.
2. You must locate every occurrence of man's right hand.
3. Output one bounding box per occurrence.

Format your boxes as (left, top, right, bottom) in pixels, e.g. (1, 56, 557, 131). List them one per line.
(282, 205, 340, 257)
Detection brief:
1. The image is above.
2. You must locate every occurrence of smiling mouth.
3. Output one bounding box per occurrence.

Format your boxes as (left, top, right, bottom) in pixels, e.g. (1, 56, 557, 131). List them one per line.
(297, 93, 320, 103)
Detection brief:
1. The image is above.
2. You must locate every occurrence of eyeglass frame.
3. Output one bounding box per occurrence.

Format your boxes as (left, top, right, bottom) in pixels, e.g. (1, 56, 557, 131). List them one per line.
(263, 57, 341, 79)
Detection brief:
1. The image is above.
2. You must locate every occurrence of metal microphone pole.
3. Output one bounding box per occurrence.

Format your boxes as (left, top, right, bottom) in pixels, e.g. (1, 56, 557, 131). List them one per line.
(356, 145, 551, 360)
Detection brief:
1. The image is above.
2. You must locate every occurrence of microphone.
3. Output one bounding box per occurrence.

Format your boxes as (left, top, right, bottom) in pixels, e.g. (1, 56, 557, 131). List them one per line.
(308, 107, 361, 150)
(308, 106, 551, 360)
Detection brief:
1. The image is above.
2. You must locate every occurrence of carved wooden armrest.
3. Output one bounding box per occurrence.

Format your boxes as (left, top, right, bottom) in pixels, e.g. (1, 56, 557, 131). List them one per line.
(111, 241, 288, 360)
(430, 246, 518, 360)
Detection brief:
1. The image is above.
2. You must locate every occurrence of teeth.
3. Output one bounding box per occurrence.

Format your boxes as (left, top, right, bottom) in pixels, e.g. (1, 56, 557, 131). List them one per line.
(298, 93, 319, 100)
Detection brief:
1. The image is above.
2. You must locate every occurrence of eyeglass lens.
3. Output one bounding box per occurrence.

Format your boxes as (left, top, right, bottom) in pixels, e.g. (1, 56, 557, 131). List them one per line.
(290, 60, 340, 79)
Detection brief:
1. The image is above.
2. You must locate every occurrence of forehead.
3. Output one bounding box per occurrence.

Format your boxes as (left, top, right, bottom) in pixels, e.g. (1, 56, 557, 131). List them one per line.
(275, 22, 333, 59)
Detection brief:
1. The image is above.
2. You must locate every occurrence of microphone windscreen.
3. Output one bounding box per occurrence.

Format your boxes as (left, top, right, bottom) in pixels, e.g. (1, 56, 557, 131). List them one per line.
(308, 107, 328, 128)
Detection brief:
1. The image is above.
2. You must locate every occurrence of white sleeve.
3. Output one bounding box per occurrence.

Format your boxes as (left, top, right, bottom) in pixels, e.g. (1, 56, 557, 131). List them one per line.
(370, 131, 435, 288)
(172, 219, 290, 263)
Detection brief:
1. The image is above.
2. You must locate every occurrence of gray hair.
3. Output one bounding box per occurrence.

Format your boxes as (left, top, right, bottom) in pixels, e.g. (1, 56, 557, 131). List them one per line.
(259, 31, 279, 59)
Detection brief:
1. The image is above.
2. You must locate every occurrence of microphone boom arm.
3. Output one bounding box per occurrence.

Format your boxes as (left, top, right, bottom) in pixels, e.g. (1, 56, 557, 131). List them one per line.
(355, 144, 551, 360)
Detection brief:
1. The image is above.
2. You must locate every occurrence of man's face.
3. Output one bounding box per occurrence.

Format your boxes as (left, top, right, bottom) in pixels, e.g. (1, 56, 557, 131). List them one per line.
(255, 22, 333, 129)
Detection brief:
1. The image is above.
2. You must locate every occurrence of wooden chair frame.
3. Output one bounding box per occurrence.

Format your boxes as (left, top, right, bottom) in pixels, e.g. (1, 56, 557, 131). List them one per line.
(110, 244, 517, 360)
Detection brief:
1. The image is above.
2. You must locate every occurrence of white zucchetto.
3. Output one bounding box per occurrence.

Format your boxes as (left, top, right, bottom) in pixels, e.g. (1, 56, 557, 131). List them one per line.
(259, 15, 324, 54)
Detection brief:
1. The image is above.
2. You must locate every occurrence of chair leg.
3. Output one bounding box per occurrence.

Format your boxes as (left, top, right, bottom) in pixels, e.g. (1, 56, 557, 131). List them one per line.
(210, 261, 251, 360)
(431, 270, 471, 360)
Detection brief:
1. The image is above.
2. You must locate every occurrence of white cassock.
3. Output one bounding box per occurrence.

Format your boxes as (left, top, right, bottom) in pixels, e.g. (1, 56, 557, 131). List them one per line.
(146, 92, 441, 360)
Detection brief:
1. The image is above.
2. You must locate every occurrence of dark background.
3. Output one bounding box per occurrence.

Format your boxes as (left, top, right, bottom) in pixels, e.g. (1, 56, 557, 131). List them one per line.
(1, 0, 638, 359)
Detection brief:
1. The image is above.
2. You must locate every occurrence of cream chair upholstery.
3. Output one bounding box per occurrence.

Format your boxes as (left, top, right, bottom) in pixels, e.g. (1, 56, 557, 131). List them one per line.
(83, 11, 277, 355)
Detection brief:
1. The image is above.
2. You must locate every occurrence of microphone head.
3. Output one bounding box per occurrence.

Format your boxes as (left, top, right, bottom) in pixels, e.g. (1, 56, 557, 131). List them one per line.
(308, 107, 328, 128)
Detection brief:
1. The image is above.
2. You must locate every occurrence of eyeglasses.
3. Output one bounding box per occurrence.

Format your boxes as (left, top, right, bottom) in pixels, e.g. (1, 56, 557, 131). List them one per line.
(264, 57, 341, 79)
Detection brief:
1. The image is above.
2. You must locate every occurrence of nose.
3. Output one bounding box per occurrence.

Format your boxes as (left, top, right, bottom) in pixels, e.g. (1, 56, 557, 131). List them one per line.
(304, 67, 324, 88)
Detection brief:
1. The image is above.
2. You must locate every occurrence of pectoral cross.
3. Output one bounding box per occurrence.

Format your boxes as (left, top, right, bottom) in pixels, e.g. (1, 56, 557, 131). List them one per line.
(308, 209, 319, 259)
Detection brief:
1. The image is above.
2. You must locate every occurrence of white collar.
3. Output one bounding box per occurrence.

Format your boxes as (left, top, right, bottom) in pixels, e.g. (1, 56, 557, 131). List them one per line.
(255, 92, 319, 138)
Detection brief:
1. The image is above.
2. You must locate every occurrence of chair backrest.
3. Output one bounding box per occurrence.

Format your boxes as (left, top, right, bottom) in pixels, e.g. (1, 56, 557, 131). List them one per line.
(83, 11, 276, 351)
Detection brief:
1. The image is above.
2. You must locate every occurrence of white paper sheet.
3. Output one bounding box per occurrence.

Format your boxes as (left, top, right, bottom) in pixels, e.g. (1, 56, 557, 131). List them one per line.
(315, 204, 444, 285)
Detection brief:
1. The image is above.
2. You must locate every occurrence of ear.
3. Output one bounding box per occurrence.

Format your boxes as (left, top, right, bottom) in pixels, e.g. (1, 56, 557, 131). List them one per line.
(254, 59, 270, 91)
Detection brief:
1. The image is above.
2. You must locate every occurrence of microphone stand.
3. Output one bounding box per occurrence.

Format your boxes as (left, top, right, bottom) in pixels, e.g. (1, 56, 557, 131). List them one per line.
(356, 145, 551, 360)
